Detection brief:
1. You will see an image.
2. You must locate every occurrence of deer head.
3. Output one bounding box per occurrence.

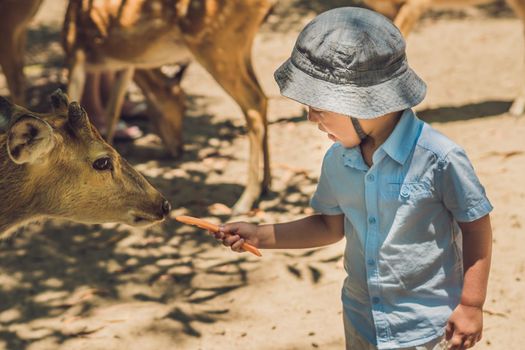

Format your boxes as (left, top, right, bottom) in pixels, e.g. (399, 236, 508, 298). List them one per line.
(0, 90, 171, 236)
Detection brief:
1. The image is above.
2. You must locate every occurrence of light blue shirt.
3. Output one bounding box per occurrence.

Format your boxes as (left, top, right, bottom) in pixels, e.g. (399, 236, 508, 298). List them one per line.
(310, 109, 493, 349)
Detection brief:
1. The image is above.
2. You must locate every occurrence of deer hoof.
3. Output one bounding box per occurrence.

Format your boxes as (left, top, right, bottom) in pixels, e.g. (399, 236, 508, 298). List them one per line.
(509, 97, 525, 116)
(232, 192, 257, 215)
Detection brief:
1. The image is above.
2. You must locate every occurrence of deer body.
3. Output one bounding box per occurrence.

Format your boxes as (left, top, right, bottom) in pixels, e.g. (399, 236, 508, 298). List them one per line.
(64, 0, 274, 213)
(65, 2, 193, 70)
(0, 90, 170, 238)
(364, 0, 525, 115)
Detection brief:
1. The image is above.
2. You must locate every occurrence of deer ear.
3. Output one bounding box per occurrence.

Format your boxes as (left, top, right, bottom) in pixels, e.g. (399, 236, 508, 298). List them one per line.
(7, 115, 55, 164)
(0, 95, 14, 132)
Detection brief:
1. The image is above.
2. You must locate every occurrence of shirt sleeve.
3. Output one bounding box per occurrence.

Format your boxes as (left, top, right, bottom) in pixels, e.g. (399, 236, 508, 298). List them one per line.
(310, 152, 343, 215)
(439, 146, 493, 222)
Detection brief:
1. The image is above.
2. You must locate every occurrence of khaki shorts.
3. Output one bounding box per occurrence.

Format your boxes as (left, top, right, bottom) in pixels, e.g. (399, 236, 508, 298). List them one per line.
(343, 313, 448, 350)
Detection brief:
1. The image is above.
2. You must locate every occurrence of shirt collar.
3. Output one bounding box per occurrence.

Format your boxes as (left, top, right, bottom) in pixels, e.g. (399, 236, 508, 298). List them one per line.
(380, 109, 423, 165)
(341, 109, 423, 169)
(342, 146, 369, 171)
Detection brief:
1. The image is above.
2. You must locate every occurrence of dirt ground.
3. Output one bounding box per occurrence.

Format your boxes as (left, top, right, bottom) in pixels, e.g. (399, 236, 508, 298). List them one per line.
(0, 1, 524, 349)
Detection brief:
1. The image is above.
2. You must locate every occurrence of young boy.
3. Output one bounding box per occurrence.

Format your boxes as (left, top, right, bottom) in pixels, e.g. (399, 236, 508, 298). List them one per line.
(215, 7, 493, 350)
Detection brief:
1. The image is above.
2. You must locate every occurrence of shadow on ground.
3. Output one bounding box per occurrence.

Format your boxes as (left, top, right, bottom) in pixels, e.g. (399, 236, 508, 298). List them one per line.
(0, 90, 323, 349)
(418, 100, 513, 123)
(1, 1, 518, 348)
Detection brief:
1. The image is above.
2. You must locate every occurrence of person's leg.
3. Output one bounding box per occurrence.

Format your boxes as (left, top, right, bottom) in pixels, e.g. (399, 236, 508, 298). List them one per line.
(343, 310, 447, 350)
(343, 312, 376, 350)
(393, 333, 448, 350)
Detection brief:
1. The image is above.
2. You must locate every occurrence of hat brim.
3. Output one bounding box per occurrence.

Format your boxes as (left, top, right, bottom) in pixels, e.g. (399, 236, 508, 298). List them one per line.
(274, 58, 427, 119)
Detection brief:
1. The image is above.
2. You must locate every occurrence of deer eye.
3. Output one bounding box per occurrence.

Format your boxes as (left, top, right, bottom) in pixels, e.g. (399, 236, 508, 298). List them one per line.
(93, 157, 113, 171)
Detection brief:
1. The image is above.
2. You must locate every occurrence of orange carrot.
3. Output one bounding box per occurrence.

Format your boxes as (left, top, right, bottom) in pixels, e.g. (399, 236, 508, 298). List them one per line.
(175, 215, 262, 257)
(176, 215, 220, 232)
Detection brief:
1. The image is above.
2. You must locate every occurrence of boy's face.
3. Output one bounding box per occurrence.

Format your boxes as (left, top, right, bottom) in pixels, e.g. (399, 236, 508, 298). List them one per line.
(307, 107, 362, 148)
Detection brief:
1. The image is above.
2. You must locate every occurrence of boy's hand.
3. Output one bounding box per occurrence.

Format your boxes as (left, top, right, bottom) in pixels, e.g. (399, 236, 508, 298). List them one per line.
(445, 304, 483, 349)
(212, 222, 259, 253)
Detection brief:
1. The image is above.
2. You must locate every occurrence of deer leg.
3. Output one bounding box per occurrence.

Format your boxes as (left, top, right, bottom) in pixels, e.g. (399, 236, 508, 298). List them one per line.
(192, 48, 269, 214)
(244, 53, 271, 193)
(0, 27, 27, 105)
(394, 0, 432, 37)
(0, 0, 42, 105)
(67, 50, 87, 103)
(507, 0, 525, 115)
(133, 68, 185, 157)
(105, 67, 135, 143)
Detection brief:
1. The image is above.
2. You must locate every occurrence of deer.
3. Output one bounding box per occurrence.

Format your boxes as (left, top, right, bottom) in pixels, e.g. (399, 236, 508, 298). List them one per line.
(363, 0, 525, 115)
(0, 0, 44, 105)
(0, 89, 171, 239)
(62, 0, 275, 214)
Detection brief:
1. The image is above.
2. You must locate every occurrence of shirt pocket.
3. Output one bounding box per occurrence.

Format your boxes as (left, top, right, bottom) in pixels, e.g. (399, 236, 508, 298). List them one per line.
(381, 181, 433, 203)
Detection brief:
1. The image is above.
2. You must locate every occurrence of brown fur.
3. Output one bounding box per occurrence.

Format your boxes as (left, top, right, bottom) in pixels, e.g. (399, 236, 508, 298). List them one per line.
(0, 90, 170, 238)
(364, 0, 525, 115)
(0, 0, 44, 104)
(63, 0, 275, 213)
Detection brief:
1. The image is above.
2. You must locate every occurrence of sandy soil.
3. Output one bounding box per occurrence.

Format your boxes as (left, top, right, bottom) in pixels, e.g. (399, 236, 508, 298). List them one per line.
(0, 1, 524, 349)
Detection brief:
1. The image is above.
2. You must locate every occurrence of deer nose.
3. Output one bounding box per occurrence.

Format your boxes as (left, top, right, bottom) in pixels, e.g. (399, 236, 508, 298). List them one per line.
(161, 199, 171, 217)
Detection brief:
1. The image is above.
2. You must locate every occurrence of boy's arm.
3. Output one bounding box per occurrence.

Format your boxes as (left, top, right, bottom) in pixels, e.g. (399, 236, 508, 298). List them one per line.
(220, 214, 345, 251)
(446, 214, 492, 350)
(259, 213, 345, 249)
(459, 214, 493, 307)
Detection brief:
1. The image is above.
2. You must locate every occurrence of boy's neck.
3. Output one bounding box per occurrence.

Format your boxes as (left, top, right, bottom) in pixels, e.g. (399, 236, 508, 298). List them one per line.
(360, 110, 403, 166)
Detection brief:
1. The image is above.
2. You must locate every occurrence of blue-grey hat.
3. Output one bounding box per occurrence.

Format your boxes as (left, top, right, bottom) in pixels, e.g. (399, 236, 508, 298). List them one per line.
(274, 7, 426, 119)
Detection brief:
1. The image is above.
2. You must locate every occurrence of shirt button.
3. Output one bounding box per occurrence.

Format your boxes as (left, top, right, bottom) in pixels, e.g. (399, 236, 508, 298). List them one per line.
(366, 174, 375, 182)
(372, 297, 380, 304)
(368, 217, 376, 224)
(367, 259, 375, 266)
(400, 187, 410, 198)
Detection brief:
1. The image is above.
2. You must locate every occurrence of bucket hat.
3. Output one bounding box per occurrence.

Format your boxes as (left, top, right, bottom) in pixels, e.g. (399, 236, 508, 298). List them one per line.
(274, 7, 426, 119)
